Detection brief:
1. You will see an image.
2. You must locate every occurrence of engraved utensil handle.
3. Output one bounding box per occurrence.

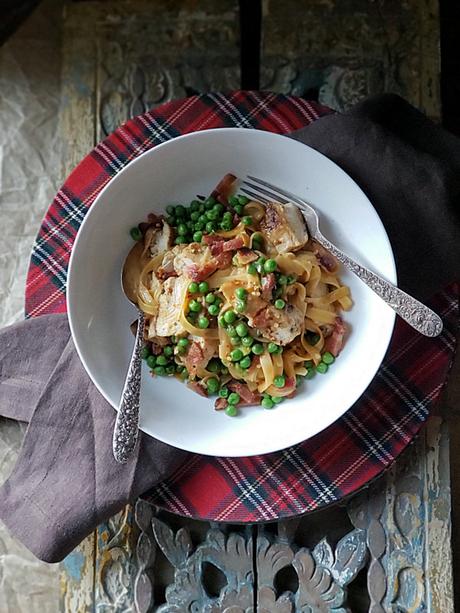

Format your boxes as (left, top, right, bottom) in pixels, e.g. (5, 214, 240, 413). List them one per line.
(315, 233, 443, 338)
(113, 309, 145, 463)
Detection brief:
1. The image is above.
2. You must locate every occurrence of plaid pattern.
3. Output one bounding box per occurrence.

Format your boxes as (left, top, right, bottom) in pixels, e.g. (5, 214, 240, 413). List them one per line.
(25, 92, 459, 522)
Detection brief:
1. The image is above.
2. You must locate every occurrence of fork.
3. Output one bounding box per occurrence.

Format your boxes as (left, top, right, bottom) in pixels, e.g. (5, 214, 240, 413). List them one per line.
(241, 176, 443, 338)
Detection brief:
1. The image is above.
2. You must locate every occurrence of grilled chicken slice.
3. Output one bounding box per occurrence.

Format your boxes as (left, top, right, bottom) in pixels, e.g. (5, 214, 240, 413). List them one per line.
(153, 276, 188, 337)
(143, 220, 173, 258)
(260, 202, 308, 254)
(252, 303, 304, 346)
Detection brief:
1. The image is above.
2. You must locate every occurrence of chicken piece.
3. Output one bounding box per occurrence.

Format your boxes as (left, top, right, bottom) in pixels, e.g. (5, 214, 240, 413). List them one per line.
(252, 303, 303, 346)
(143, 220, 173, 259)
(173, 242, 232, 281)
(260, 202, 308, 254)
(157, 250, 177, 280)
(153, 276, 188, 337)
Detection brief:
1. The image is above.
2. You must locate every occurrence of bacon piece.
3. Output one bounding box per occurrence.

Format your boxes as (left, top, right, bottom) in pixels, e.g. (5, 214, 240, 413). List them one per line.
(261, 273, 276, 301)
(214, 251, 233, 269)
(228, 381, 261, 405)
(215, 397, 228, 410)
(222, 236, 244, 252)
(185, 261, 218, 282)
(324, 317, 346, 356)
(236, 248, 258, 264)
(187, 381, 208, 398)
(309, 240, 338, 273)
(211, 173, 237, 202)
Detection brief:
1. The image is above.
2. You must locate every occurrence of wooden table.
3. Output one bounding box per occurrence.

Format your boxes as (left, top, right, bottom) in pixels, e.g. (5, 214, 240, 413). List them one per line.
(0, 0, 456, 611)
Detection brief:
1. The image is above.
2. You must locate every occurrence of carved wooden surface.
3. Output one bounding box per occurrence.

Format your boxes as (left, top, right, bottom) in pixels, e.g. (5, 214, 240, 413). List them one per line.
(0, 0, 453, 610)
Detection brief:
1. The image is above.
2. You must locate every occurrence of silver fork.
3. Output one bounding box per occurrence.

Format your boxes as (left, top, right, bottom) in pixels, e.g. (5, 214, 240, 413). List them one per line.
(241, 175, 443, 338)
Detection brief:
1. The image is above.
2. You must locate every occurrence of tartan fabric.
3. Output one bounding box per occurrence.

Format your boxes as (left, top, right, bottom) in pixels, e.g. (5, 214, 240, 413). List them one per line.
(25, 91, 458, 522)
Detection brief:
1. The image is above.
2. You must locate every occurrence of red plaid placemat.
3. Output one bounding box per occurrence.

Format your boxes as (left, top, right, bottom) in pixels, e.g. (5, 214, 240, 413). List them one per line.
(25, 91, 458, 522)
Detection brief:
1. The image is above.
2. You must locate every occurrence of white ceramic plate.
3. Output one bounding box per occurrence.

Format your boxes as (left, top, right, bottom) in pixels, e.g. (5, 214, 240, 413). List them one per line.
(67, 128, 396, 457)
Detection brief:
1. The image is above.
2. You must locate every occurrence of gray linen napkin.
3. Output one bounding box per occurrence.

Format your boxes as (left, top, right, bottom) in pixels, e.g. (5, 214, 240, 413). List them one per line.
(0, 314, 187, 562)
(1, 93, 459, 564)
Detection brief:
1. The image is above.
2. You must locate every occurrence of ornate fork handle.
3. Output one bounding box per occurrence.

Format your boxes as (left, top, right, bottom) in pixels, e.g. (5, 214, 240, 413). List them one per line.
(113, 309, 145, 463)
(316, 233, 443, 338)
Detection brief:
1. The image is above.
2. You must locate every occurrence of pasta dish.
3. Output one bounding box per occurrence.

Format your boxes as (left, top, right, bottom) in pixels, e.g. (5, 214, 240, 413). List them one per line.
(129, 174, 352, 416)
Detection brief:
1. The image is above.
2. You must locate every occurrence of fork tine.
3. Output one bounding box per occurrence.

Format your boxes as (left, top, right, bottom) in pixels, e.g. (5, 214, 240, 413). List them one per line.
(242, 180, 289, 204)
(246, 175, 306, 207)
(239, 187, 269, 204)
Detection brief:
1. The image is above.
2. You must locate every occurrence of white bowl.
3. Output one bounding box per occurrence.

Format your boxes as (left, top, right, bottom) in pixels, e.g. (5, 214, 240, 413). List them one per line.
(67, 128, 396, 457)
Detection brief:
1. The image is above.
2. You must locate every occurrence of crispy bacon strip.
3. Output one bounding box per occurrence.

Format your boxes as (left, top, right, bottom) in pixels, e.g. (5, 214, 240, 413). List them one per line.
(228, 381, 261, 405)
(187, 381, 208, 397)
(324, 317, 346, 356)
(210, 173, 237, 203)
(309, 239, 338, 273)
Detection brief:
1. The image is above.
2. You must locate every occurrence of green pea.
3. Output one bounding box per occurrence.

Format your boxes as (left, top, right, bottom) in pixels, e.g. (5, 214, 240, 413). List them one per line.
(236, 322, 249, 337)
(193, 231, 203, 243)
(304, 360, 314, 368)
(274, 375, 285, 388)
(248, 263, 258, 275)
(234, 203, 244, 215)
(224, 310, 237, 324)
(229, 196, 239, 206)
(230, 348, 243, 361)
(223, 211, 233, 222)
(198, 316, 210, 329)
(286, 275, 296, 284)
(186, 221, 194, 231)
(219, 387, 229, 398)
(252, 232, 263, 244)
(218, 315, 227, 328)
(242, 335, 254, 347)
(175, 205, 186, 217)
(213, 203, 224, 215)
(166, 216, 176, 226)
(206, 209, 219, 221)
(197, 281, 208, 293)
(190, 211, 200, 221)
(175, 236, 188, 245)
(205, 293, 216, 304)
(230, 336, 241, 346)
(205, 196, 216, 208)
(164, 346, 174, 357)
(190, 200, 200, 211)
(221, 366, 229, 375)
(178, 338, 189, 348)
(226, 325, 238, 337)
(176, 364, 185, 373)
(240, 356, 251, 369)
(146, 355, 157, 368)
(264, 259, 277, 273)
(141, 346, 151, 360)
(166, 364, 175, 375)
(278, 274, 288, 285)
(305, 368, 316, 380)
(296, 375, 303, 387)
(316, 362, 328, 374)
(207, 304, 219, 316)
(154, 365, 166, 376)
(177, 345, 187, 355)
(208, 359, 220, 373)
(130, 226, 142, 241)
(206, 221, 217, 233)
(220, 221, 233, 231)
(156, 355, 168, 366)
(241, 215, 253, 226)
(195, 221, 205, 231)
(252, 343, 264, 355)
(189, 299, 201, 313)
(199, 214, 208, 225)
(166, 205, 175, 215)
(261, 396, 274, 409)
(268, 343, 279, 354)
(235, 287, 247, 300)
(322, 351, 335, 365)
(272, 396, 284, 404)
(235, 300, 246, 313)
(225, 405, 238, 417)
(308, 333, 320, 345)
(188, 282, 199, 293)
(275, 299, 286, 310)
(207, 377, 220, 394)
(228, 392, 240, 405)
(238, 195, 249, 205)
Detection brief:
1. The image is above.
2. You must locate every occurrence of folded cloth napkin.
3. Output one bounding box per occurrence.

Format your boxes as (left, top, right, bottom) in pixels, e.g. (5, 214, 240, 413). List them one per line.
(0, 93, 459, 563)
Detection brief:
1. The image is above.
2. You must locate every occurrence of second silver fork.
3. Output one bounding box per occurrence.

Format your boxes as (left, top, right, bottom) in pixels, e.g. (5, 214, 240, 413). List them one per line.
(241, 175, 443, 338)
